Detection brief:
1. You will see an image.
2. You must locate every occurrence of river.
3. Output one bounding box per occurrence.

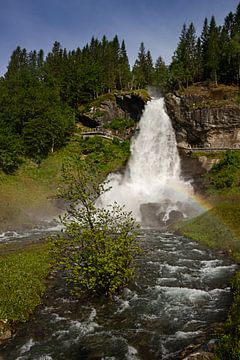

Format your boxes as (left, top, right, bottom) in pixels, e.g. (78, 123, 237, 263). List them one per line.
(0, 230, 236, 360)
(0, 98, 237, 359)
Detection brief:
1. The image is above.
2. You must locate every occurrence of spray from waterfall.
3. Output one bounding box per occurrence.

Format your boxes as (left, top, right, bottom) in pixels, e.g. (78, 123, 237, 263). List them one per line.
(99, 98, 200, 225)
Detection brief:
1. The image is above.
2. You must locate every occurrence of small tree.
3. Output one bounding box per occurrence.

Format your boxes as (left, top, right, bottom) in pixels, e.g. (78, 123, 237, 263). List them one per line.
(51, 158, 141, 297)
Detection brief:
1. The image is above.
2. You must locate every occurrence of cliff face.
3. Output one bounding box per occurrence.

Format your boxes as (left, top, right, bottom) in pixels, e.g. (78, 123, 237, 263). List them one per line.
(165, 85, 240, 149)
(77, 91, 149, 129)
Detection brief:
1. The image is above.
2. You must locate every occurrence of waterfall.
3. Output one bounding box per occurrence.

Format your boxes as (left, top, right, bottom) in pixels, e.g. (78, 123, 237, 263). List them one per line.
(99, 98, 198, 224)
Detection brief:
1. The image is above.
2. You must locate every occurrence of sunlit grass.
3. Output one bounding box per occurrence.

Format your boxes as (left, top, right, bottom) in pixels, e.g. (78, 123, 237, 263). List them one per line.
(0, 243, 51, 324)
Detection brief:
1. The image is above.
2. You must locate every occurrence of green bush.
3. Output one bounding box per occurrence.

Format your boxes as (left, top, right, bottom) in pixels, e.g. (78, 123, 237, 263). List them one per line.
(208, 151, 240, 191)
(51, 159, 141, 297)
(77, 136, 130, 174)
(103, 118, 135, 131)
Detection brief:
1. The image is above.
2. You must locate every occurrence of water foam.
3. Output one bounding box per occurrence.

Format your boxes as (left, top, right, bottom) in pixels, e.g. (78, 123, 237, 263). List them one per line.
(99, 98, 199, 222)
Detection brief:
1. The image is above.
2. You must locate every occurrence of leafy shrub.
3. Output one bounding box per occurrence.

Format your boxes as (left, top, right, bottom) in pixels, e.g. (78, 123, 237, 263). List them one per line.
(77, 136, 130, 174)
(51, 159, 141, 297)
(103, 118, 135, 131)
(0, 127, 23, 173)
(208, 151, 240, 191)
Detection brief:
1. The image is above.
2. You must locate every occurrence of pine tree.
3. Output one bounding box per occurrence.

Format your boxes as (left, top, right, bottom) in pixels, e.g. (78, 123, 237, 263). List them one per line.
(118, 40, 131, 89)
(185, 23, 198, 82)
(170, 23, 197, 88)
(205, 16, 220, 84)
(145, 50, 154, 85)
(154, 56, 168, 92)
(132, 42, 154, 88)
(200, 17, 209, 81)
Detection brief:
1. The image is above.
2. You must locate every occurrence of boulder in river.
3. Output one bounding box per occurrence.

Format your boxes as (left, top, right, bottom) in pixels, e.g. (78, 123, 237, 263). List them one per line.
(140, 201, 184, 228)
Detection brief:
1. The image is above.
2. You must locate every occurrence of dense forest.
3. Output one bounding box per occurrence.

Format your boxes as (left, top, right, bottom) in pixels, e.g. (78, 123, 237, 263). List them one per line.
(1, 3, 240, 173)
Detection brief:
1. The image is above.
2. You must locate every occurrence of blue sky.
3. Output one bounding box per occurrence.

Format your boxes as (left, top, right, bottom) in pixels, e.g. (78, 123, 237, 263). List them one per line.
(0, 0, 239, 75)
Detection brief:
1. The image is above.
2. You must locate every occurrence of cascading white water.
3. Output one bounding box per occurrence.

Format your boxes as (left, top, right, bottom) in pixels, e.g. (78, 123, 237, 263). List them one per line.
(99, 98, 196, 222)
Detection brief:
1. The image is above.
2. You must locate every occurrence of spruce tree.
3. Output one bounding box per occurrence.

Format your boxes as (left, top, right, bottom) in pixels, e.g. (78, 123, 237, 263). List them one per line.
(205, 16, 220, 84)
(132, 42, 153, 88)
(118, 40, 131, 89)
(154, 56, 168, 93)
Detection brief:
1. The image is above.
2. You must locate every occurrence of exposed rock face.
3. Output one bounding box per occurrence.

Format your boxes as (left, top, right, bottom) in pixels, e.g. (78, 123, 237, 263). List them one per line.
(165, 92, 240, 149)
(115, 93, 146, 121)
(78, 93, 147, 129)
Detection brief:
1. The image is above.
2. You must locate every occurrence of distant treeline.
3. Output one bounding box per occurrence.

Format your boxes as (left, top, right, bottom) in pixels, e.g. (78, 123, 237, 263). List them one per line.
(1, 3, 240, 172)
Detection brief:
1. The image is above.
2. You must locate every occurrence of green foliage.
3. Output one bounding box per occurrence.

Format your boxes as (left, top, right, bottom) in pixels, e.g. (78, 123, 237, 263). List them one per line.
(23, 106, 75, 161)
(176, 152, 240, 359)
(208, 151, 240, 191)
(51, 160, 141, 297)
(168, 3, 240, 89)
(169, 23, 199, 88)
(215, 272, 240, 359)
(177, 197, 240, 259)
(78, 136, 130, 173)
(103, 118, 135, 131)
(0, 243, 50, 323)
(0, 126, 23, 173)
(132, 42, 154, 88)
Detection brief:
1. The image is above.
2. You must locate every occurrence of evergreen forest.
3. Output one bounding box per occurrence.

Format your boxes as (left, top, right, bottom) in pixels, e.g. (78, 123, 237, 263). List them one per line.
(1, 3, 240, 172)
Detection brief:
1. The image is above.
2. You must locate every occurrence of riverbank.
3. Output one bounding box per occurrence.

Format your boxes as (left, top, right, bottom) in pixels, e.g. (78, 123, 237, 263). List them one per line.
(176, 196, 240, 359)
(0, 134, 130, 344)
(1, 231, 236, 359)
(0, 240, 50, 344)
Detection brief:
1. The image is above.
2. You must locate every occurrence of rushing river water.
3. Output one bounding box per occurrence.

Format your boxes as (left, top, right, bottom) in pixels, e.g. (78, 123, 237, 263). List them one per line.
(0, 98, 237, 359)
(1, 230, 236, 360)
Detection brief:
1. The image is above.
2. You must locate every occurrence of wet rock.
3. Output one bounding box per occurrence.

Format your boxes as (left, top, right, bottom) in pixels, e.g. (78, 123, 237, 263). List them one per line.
(166, 210, 184, 225)
(0, 321, 12, 346)
(140, 201, 186, 228)
(205, 339, 219, 352)
(140, 202, 166, 228)
(182, 351, 214, 360)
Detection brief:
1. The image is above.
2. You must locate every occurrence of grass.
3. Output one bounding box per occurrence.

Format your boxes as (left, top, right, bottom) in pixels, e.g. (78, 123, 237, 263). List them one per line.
(177, 83, 240, 110)
(176, 149, 240, 358)
(0, 135, 130, 231)
(102, 118, 135, 131)
(177, 201, 240, 359)
(176, 196, 240, 359)
(0, 242, 51, 326)
(0, 133, 131, 334)
(177, 197, 240, 261)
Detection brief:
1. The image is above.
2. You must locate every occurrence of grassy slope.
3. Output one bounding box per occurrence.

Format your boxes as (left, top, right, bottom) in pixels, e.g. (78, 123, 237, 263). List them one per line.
(177, 151, 240, 359)
(0, 136, 130, 231)
(0, 134, 130, 331)
(178, 199, 240, 359)
(178, 198, 240, 260)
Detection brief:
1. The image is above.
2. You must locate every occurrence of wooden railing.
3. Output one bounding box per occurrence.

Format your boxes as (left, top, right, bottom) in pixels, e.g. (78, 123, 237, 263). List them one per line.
(74, 130, 123, 141)
(178, 145, 240, 152)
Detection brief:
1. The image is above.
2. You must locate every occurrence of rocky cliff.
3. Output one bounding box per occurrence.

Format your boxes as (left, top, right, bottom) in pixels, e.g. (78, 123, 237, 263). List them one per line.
(77, 91, 150, 130)
(165, 85, 240, 149)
